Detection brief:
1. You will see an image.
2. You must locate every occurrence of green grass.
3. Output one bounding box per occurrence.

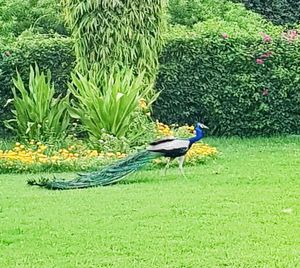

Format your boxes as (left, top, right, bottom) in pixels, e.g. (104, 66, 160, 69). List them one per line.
(0, 137, 299, 267)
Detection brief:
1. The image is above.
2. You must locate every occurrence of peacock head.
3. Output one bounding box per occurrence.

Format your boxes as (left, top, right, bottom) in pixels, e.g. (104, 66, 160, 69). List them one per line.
(196, 122, 209, 130)
(189, 122, 208, 143)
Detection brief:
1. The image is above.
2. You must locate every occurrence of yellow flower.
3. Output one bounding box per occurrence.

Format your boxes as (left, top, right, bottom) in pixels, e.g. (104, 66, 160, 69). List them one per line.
(38, 158, 48, 163)
(51, 156, 60, 161)
(139, 98, 147, 109)
(186, 143, 217, 160)
(39, 145, 48, 151)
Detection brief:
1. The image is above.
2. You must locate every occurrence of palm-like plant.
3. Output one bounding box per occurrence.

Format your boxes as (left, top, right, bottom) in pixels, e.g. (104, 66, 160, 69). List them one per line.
(68, 67, 152, 140)
(4, 64, 70, 141)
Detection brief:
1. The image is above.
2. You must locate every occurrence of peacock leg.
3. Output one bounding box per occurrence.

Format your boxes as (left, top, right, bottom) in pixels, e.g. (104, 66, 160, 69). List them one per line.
(164, 157, 171, 175)
(178, 156, 187, 179)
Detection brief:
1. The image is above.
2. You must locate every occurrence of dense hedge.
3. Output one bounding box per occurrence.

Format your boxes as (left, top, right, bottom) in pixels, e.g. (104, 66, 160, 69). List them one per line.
(167, 0, 287, 31)
(0, 34, 75, 135)
(232, 0, 300, 26)
(1, 31, 300, 137)
(153, 33, 300, 136)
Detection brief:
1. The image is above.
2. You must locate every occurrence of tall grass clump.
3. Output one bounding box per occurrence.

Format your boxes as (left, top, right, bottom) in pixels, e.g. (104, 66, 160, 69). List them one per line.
(4, 64, 70, 141)
(68, 67, 153, 141)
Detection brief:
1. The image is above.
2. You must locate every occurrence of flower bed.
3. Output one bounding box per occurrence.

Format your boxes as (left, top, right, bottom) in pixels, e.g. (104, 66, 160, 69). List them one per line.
(0, 141, 127, 173)
(0, 122, 217, 173)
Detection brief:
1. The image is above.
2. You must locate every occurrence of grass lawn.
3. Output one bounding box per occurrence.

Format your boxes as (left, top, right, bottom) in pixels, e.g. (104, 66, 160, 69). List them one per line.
(0, 137, 299, 267)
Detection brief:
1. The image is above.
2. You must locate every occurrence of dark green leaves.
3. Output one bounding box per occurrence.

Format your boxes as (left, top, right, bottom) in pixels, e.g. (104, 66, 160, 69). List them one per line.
(153, 34, 300, 136)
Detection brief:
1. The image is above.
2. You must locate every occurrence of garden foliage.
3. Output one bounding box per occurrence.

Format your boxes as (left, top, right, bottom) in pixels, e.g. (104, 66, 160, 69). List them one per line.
(168, 0, 300, 27)
(232, 0, 300, 26)
(60, 0, 165, 145)
(0, 0, 299, 139)
(167, 0, 280, 32)
(4, 65, 70, 141)
(68, 68, 151, 140)
(62, 0, 164, 83)
(0, 0, 67, 39)
(0, 33, 75, 134)
(0, 123, 217, 174)
(153, 30, 300, 136)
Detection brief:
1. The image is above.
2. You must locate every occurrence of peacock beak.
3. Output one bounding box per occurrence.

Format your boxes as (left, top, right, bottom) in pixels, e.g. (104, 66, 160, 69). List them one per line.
(200, 123, 209, 129)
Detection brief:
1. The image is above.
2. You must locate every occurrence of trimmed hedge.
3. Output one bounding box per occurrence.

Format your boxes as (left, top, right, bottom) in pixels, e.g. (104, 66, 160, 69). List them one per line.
(0, 34, 75, 135)
(232, 0, 300, 26)
(153, 33, 300, 136)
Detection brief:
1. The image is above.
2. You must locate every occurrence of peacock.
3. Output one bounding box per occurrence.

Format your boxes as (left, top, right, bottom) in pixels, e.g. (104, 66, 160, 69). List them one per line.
(28, 123, 208, 190)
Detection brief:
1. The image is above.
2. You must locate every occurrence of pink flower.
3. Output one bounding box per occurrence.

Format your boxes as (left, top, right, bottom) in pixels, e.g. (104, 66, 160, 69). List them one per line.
(262, 88, 269, 96)
(261, 51, 272, 58)
(222, 33, 228, 39)
(256, 58, 264, 65)
(260, 32, 272, 43)
(288, 30, 298, 37)
(263, 35, 272, 43)
(282, 30, 298, 43)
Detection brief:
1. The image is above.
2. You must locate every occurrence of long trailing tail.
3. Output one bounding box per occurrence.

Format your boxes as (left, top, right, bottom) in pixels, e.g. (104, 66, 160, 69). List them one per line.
(27, 150, 161, 190)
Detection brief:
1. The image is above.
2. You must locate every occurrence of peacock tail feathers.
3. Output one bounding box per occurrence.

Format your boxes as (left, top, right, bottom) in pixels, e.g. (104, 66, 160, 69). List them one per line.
(27, 150, 162, 190)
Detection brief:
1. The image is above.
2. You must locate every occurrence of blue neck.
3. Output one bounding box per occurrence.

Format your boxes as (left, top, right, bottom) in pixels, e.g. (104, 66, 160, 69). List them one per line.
(189, 128, 204, 145)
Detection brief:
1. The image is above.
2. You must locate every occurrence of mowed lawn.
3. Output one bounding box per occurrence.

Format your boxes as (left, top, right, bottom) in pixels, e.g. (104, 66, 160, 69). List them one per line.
(0, 137, 299, 267)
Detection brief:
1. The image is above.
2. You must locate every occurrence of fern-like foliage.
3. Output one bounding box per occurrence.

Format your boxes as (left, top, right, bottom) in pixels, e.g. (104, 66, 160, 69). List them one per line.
(62, 0, 164, 83)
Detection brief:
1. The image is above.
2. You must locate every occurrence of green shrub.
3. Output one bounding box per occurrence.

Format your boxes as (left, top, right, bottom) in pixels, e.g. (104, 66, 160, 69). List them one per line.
(166, 0, 284, 42)
(168, 0, 300, 28)
(231, 0, 300, 26)
(153, 31, 300, 136)
(68, 68, 153, 140)
(0, 0, 68, 39)
(167, 0, 282, 31)
(0, 33, 75, 135)
(4, 65, 70, 141)
(168, 0, 203, 27)
(62, 0, 164, 87)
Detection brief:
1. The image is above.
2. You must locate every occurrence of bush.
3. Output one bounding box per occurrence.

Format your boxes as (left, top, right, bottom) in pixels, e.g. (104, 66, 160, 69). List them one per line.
(168, 0, 203, 27)
(231, 0, 300, 26)
(0, 0, 68, 38)
(153, 31, 300, 136)
(167, 0, 284, 30)
(0, 33, 75, 135)
(168, 0, 300, 27)
(166, 0, 284, 41)
(4, 65, 70, 142)
(63, 0, 164, 86)
(68, 67, 153, 140)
